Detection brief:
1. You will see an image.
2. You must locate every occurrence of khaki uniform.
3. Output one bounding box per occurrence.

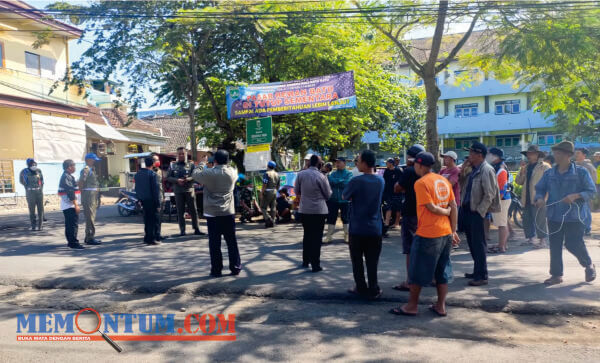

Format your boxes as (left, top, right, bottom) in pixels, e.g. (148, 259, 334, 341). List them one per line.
(80, 166, 99, 243)
(261, 169, 280, 225)
(19, 167, 44, 230)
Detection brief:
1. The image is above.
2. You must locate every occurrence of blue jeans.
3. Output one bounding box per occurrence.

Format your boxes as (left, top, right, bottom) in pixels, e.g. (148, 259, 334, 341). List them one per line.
(522, 204, 547, 239)
(206, 215, 241, 275)
(408, 235, 453, 286)
(548, 221, 593, 277)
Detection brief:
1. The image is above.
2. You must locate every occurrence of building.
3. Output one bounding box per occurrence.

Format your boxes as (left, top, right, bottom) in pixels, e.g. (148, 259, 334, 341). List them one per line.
(0, 0, 88, 209)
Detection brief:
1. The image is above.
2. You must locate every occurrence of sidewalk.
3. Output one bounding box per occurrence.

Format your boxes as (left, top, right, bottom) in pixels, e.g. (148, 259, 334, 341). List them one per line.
(0, 206, 599, 315)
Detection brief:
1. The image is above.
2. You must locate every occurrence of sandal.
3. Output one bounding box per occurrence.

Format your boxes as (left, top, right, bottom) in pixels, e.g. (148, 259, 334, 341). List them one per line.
(392, 284, 410, 291)
(428, 305, 447, 317)
(389, 307, 416, 316)
(488, 246, 500, 253)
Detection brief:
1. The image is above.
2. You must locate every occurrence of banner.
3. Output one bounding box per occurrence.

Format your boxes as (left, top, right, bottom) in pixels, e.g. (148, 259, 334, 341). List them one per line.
(226, 71, 357, 119)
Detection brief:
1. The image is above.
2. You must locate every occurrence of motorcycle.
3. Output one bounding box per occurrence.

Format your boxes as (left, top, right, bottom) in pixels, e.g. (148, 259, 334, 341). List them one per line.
(116, 190, 142, 217)
(507, 183, 523, 229)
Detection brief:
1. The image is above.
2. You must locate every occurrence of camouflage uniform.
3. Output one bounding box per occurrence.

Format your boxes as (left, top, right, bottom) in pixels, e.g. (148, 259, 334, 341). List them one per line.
(240, 187, 254, 223)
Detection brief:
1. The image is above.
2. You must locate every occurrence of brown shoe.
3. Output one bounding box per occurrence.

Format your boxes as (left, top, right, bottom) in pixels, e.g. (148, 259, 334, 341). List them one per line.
(544, 276, 563, 285)
(468, 279, 488, 286)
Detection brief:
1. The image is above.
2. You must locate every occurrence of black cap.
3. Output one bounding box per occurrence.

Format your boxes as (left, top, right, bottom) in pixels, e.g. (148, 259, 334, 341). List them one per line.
(465, 141, 488, 156)
(407, 144, 426, 158)
(489, 147, 504, 159)
(336, 157, 347, 162)
(576, 147, 590, 156)
(386, 158, 394, 164)
(414, 152, 435, 167)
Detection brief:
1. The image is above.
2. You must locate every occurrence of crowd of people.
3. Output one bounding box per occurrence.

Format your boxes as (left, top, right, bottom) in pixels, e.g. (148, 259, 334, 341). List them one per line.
(19, 138, 597, 317)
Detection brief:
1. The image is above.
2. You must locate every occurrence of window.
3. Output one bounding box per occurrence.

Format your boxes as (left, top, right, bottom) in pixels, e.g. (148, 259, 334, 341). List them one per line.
(496, 136, 520, 147)
(539, 134, 562, 146)
(0, 160, 14, 194)
(495, 100, 521, 114)
(25, 52, 40, 75)
(454, 70, 466, 76)
(455, 139, 479, 150)
(455, 103, 478, 118)
(40, 56, 56, 78)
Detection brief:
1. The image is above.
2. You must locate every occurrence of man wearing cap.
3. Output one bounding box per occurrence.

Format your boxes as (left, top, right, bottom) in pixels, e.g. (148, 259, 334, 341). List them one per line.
(79, 153, 102, 245)
(517, 145, 550, 247)
(486, 148, 511, 253)
(575, 147, 597, 235)
(390, 152, 459, 316)
(325, 157, 353, 243)
(261, 161, 280, 228)
(59, 159, 83, 249)
(440, 151, 460, 206)
(535, 141, 596, 285)
(392, 144, 425, 291)
(462, 142, 501, 286)
(19, 158, 44, 231)
(167, 147, 203, 236)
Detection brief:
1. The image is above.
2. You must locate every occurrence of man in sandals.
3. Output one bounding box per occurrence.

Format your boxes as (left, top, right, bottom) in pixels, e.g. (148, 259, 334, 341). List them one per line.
(534, 141, 596, 285)
(389, 152, 459, 316)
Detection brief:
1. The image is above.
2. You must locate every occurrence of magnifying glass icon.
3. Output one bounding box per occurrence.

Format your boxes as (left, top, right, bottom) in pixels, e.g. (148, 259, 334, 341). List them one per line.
(75, 308, 123, 353)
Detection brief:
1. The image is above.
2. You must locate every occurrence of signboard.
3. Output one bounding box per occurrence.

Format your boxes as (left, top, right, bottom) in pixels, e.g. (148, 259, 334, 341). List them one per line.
(244, 143, 271, 172)
(246, 117, 273, 146)
(226, 71, 357, 119)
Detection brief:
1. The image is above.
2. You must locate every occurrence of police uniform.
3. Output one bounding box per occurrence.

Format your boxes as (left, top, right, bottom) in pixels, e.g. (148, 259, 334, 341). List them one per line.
(19, 161, 44, 230)
(167, 160, 201, 235)
(152, 166, 165, 241)
(261, 168, 280, 227)
(240, 186, 254, 223)
(80, 162, 101, 244)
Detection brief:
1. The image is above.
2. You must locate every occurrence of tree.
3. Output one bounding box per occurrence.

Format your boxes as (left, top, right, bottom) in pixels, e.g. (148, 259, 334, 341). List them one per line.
(356, 0, 484, 161)
(464, 3, 600, 136)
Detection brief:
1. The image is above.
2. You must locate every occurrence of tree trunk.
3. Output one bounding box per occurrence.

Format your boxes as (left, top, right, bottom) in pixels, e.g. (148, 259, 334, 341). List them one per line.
(423, 76, 441, 170)
(189, 51, 198, 162)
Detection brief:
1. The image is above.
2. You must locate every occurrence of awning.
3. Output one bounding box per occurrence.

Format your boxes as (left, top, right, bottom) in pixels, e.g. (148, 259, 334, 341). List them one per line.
(118, 129, 168, 146)
(86, 122, 130, 142)
(123, 152, 152, 159)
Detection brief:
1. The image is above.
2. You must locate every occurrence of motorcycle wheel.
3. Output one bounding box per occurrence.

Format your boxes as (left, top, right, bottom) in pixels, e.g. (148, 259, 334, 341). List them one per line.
(512, 206, 523, 229)
(118, 205, 133, 217)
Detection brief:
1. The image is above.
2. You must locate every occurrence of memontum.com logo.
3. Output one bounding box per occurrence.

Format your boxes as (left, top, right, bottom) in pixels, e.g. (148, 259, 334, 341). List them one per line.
(16, 308, 236, 352)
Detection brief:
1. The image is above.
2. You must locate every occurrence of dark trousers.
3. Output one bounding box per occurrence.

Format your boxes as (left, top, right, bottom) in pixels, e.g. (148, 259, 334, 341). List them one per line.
(300, 214, 327, 268)
(206, 215, 241, 275)
(349, 234, 382, 295)
(62, 208, 79, 245)
(175, 191, 199, 233)
(523, 204, 547, 239)
(464, 208, 488, 280)
(548, 221, 593, 277)
(141, 200, 158, 244)
(326, 201, 349, 225)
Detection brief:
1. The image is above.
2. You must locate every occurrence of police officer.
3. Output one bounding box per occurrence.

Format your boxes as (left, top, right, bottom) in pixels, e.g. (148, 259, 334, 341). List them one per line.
(19, 158, 44, 231)
(261, 161, 280, 228)
(167, 147, 204, 236)
(152, 153, 168, 241)
(79, 153, 102, 245)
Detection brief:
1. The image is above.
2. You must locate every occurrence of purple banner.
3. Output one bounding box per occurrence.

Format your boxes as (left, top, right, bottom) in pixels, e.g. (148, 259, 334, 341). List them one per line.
(226, 71, 357, 119)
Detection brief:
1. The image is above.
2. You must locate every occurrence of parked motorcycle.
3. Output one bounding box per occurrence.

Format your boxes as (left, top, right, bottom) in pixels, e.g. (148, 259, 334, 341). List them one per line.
(507, 183, 523, 229)
(116, 190, 142, 217)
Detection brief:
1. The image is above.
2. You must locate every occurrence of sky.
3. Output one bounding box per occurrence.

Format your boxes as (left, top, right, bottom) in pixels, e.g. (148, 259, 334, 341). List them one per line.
(26, 0, 472, 111)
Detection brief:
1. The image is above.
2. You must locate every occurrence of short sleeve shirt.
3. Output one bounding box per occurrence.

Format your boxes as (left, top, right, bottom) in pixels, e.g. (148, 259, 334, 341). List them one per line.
(440, 166, 460, 205)
(415, 172, 455, 238)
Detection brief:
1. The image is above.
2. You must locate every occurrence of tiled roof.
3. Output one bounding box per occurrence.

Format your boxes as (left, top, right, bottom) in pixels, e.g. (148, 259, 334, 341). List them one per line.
(85, 105, 107, 125)
(101, 108, 161, 134)
(142, 115, 190, 153)
(401, 30, 496, 66)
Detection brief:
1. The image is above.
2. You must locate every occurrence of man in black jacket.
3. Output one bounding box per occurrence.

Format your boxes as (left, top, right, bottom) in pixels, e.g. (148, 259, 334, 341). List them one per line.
(58, 159, 83, 249)
(135, 156, 161, 245)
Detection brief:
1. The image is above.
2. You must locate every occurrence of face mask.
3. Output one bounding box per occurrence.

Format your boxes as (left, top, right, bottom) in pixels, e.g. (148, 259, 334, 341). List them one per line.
(407, 158, 415, 163)
(29, 166, 38, 172)
(246, 187, 253, 191)
(485, 155, 496, 164)
(154, 161, 160, 167)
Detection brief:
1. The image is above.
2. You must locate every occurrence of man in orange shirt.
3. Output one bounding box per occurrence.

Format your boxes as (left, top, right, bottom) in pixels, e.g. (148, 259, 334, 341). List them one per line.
(390, 152, 459, 317)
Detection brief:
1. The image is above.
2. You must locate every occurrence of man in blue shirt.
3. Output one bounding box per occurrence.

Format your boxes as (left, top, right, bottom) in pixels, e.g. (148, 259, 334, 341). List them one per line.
(326, 157, 353, 243)
(535, 141, 596, 285)
(343, 150, 385, 299)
